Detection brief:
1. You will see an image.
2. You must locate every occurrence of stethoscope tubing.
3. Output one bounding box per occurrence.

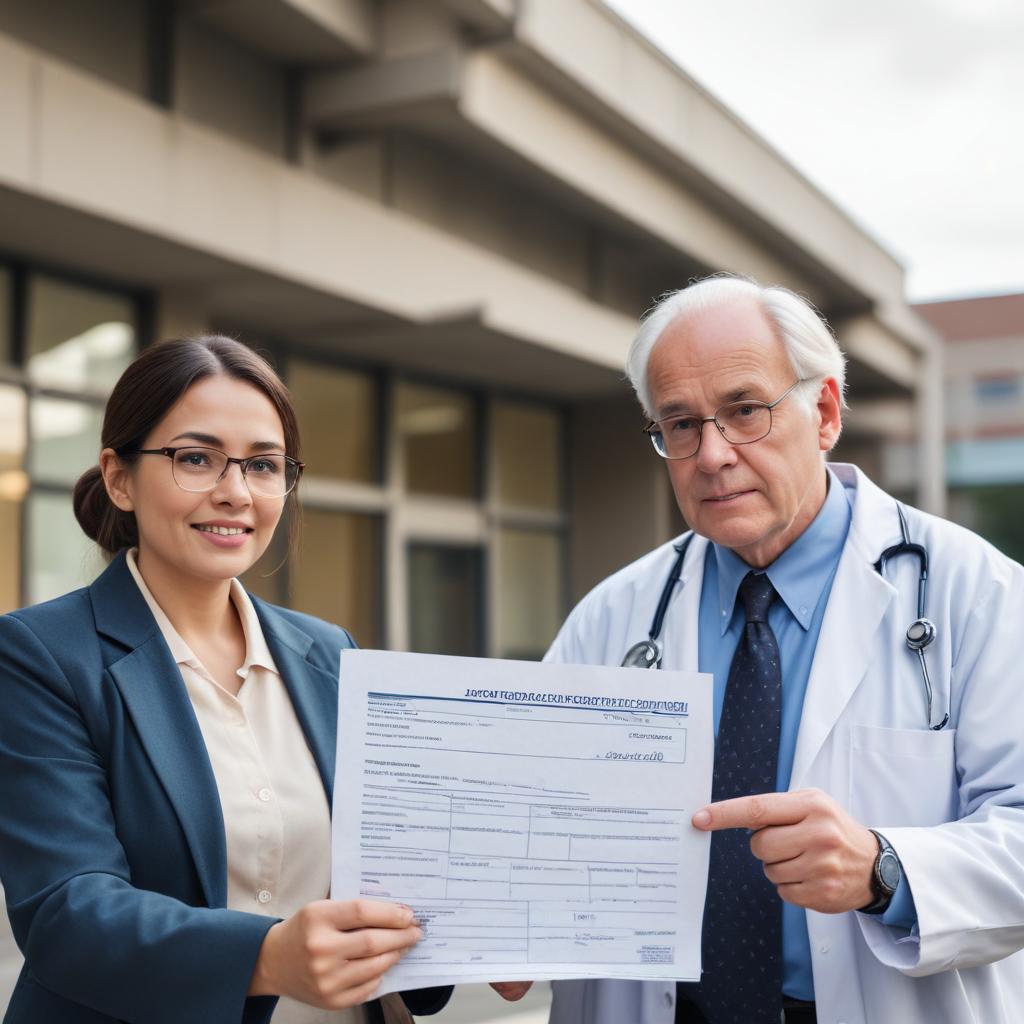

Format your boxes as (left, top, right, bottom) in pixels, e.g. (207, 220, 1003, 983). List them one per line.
(624, 504, 949, 730)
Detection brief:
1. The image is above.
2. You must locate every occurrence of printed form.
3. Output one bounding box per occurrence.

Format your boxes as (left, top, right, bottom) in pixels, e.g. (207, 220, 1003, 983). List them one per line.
(331, 651, 713, 993)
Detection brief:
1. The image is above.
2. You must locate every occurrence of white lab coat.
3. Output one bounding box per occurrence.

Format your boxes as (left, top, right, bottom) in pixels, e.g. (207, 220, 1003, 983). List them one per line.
(545, 464, 1024, 1024)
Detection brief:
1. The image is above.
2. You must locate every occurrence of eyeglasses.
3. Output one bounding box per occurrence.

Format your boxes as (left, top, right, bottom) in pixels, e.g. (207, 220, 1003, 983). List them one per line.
(643, 379, 808, 460)
(126, 446, 305, 497)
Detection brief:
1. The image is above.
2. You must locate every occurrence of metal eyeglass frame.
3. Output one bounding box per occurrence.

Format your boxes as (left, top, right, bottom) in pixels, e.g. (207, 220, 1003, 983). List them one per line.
(642, 378, 809, 460)
(124, 446, 305, 497)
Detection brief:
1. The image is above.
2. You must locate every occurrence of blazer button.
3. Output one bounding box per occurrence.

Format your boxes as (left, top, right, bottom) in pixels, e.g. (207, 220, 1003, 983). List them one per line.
(257, 889, 273, 904)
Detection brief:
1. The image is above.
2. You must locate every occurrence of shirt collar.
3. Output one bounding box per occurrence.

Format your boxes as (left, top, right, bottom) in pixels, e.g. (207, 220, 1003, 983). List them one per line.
(231, 578, 278, 676)
(125, 549, 278, 678)
(714, 466, 852, 634)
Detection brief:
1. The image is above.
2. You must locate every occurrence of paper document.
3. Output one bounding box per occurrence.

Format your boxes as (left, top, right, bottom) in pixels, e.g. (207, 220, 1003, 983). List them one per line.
(331, 651, 713, 993)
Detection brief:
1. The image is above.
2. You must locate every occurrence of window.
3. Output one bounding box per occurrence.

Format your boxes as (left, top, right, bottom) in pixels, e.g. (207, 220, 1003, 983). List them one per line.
(0, 265, 142, 611)
(408, 544, 484, 656)
(25, 276, 135, 392)
(493, 401, 562, 511)
(397, 382, 478, 499)
(29, 398, 105, 485)
(291, 508, 383, 649)
(26, 491, 105, 605)
(0, 385, 27, 614)
(974, 374, 1022, 404)
(289, 360, 380, 484)
(495, 528, 564, 661)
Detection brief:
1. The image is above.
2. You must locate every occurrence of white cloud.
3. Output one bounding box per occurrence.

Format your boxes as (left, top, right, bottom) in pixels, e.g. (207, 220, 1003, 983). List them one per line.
(606, 0, 1024, 300)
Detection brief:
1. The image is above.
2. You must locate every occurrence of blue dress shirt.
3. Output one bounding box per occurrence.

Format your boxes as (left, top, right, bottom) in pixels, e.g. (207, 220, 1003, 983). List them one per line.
(697, 468, 916, 1000)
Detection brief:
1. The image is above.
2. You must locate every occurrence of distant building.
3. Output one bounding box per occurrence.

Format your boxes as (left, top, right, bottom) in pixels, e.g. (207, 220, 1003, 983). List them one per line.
(915, 293, 1024, 563)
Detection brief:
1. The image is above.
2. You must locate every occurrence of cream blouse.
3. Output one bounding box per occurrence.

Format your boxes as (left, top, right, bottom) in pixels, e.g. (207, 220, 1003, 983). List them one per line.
(126, 551, 370, 1024)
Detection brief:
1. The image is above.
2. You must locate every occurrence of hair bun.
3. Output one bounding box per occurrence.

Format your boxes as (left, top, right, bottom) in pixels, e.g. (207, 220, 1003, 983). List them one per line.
(73, 465, 138, 556)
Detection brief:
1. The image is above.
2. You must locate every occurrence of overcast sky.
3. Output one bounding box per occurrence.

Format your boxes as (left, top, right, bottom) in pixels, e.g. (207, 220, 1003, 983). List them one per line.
(606, 0, 1024, 302)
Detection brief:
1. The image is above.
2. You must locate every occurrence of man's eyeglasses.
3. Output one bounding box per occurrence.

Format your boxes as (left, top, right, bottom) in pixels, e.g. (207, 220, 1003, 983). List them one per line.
(643, 379, 808, 460)
(124, 446, 305, 497)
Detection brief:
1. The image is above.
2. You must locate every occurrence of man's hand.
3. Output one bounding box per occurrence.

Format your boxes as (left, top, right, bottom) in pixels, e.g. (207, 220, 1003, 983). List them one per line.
(692, 789, 879, 914)
(490, 982, 534, 1001)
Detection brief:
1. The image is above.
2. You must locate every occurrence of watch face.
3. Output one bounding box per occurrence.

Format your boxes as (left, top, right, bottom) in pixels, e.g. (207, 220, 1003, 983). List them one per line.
(878, 850, 901, 891)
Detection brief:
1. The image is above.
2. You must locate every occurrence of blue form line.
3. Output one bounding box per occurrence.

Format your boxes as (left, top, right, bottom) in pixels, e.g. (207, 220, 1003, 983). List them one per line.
(367, 692, 688, 717)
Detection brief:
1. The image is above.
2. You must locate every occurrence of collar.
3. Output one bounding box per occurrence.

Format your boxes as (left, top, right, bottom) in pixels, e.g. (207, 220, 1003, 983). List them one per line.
(125, 549, 278, 678)
(714, 465, 852, 634)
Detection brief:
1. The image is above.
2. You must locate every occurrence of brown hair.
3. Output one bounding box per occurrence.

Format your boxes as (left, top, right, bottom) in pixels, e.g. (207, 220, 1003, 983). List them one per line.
(73, 335, 301, 557)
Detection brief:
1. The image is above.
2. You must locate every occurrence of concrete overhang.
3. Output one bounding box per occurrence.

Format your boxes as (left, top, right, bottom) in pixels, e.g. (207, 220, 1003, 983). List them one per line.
(513, 1, 910, 309)
(178, 0, 376, 64)
(834, 313, 921, 396)
(305, 0, 938, 370)
(304, 44, 838, 305)
(0, 34, 634, 399)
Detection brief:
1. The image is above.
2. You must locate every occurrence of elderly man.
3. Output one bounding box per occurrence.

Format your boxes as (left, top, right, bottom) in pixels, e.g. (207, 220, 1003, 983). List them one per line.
(517, 275, 1024, 1024)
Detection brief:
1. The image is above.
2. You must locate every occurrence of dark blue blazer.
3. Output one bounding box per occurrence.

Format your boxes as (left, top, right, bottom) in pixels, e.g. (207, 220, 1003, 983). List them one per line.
(0, 552, 447, 1024)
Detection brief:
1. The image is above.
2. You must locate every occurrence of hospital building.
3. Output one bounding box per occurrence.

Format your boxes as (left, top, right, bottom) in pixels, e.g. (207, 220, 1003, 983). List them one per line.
(0, 0, 952, 1008)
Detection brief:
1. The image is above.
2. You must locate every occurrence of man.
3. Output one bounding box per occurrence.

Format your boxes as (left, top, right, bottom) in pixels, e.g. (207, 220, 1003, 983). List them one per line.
(534, 275, 1024, 1024)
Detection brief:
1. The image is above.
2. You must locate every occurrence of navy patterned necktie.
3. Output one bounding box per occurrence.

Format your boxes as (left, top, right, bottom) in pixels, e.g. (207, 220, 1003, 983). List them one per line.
(680, 571, 783, 1024)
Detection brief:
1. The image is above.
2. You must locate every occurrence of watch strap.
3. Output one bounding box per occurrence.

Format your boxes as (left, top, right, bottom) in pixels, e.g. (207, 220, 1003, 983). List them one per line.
(859, 829, 900, 915)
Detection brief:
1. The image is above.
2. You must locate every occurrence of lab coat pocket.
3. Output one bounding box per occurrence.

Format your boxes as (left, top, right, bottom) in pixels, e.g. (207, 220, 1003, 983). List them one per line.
(849, 724, 957, 827)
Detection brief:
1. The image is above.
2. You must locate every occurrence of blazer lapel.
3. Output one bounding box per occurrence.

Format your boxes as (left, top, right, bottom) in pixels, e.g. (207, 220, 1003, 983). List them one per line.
(90, 555, 227, 907)
(790, 464, 902, 788)
(254, 602, 339, 805)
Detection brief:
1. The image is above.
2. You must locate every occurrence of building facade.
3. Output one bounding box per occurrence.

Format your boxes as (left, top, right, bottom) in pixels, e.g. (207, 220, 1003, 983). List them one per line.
(0, 0, 942, 1009)
(915, 292, 1024, 564)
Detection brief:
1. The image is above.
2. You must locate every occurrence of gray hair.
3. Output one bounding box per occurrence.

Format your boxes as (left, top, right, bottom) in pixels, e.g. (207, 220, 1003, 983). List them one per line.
(626, 274, 847, 416)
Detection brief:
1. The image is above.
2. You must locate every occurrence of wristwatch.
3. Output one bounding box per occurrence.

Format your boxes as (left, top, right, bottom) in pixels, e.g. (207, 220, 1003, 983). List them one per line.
(859, 829, 901, 915)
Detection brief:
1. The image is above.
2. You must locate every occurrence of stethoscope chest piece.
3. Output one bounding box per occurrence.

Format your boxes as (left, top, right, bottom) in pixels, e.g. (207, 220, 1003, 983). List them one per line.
(622, 638, 663, 669)
(906, 617, 936, 652)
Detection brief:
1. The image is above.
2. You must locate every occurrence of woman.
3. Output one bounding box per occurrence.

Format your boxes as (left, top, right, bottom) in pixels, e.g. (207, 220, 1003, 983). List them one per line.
(0, 337, 448, 1024)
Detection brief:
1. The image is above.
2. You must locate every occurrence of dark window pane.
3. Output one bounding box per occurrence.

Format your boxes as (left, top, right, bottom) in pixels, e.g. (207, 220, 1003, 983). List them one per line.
(397, 382, 477, 499)
(496, 529, 564, 660)
(26, 276, 135, 391)
(493, 401, 562, 511)
(27, 492, 104, 604)
(290, 507, 382, 648)
(289, 360, 379, 484)
(408, 544, 483, 656)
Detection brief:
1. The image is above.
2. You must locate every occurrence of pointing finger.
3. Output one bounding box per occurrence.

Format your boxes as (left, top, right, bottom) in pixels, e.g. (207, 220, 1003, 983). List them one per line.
(692, 793, 807, 832)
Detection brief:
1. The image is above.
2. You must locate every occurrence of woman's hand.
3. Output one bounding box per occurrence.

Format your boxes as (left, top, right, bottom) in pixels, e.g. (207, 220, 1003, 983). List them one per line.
(249, 899, 422, 1009)
(490, 981, 534, 1001)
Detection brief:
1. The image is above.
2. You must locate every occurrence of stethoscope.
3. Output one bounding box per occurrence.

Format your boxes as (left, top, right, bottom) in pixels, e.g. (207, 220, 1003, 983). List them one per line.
(621, 503, 949, 730)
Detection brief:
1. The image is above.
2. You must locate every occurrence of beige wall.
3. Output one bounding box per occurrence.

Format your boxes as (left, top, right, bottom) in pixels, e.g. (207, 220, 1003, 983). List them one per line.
(0, 0, 147, 97)
(945, 335, 1024, 432)
(387, 137, 593, 296)
(175, 18, 289, 159)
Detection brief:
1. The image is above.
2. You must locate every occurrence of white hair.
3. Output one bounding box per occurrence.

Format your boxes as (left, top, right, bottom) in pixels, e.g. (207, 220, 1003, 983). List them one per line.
(626, 274, 847, 417)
